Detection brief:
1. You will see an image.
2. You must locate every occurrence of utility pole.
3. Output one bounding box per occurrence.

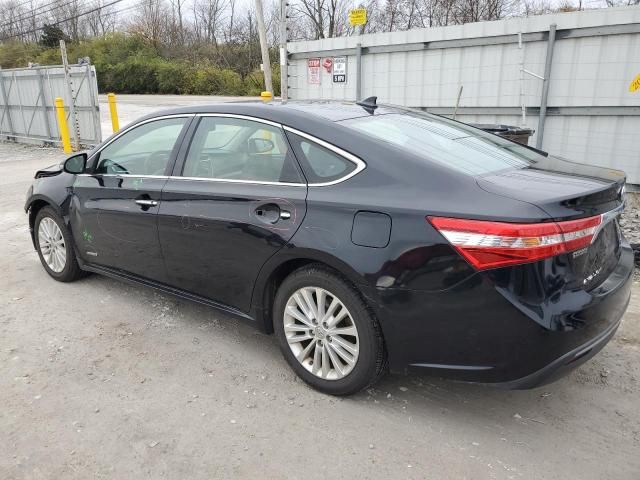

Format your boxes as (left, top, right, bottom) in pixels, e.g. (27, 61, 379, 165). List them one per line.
(60, 40, 80, 151)
(279, 0, 288, 101)
(254, 0, 273, 95)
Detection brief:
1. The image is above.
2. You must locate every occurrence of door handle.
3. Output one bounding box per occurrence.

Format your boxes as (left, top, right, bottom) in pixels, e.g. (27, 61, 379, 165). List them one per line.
(254, 203, 280, 224)
(135, 199, 158, 207)
(280, 210, 291, 220)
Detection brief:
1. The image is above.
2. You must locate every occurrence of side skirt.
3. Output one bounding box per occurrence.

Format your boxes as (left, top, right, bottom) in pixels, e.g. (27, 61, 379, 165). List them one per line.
(81, 262, 259, 328)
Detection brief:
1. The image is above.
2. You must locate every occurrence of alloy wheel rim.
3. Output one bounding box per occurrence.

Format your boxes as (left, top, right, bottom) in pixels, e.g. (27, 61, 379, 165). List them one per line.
(38, 217, 66, 273)
(284, 287, 359, 380)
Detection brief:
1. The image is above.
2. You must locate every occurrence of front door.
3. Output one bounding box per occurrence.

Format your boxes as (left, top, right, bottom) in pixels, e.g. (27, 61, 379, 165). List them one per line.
(69, 116, 192, 281)
(158, 115, 307, 312)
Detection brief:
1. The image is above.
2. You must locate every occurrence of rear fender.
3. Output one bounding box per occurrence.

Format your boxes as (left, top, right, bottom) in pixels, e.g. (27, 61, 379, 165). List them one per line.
(250, 247, 368, 333)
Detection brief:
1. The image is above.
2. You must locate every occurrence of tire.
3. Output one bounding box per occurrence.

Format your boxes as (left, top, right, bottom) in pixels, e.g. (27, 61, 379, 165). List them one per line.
(34, 206, 84, 283)
(274, 264, 386, 396)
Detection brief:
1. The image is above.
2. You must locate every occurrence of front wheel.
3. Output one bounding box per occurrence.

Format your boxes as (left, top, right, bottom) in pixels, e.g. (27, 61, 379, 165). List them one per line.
(34, 206, 84, 282)
(274, 265, 386, 396)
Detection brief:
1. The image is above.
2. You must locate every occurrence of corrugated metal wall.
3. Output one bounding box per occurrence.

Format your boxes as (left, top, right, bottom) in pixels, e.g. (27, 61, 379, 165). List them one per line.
(0, 64, 101, 147)
(287, 7, 640, 184)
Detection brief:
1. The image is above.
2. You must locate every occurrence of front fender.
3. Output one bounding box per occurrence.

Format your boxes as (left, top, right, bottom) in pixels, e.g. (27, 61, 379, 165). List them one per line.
(25, 173, 77, 247)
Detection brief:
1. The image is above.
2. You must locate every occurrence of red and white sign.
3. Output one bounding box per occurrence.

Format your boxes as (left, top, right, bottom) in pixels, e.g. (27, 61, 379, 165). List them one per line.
(323, 58, 333, 74)
(307, 58, 321, 85)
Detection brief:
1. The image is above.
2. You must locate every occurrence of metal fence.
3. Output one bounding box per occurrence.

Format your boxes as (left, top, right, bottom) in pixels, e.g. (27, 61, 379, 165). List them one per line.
(287, 7, 640, 184)
(0, 63, 101, 148)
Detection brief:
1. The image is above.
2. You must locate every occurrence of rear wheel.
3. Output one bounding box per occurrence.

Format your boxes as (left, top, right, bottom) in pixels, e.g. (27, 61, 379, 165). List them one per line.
(274, 265, 386, 395)
(34, 206, 84, 282)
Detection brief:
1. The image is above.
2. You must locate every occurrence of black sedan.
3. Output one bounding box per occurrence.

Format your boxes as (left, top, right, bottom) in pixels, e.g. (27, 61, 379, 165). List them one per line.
(25, 99, 633, 395)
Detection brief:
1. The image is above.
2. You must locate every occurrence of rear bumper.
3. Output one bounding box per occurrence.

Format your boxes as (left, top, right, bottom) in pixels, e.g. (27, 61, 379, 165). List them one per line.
(490, 305, 624, 389)
(365, 241, 634, 388)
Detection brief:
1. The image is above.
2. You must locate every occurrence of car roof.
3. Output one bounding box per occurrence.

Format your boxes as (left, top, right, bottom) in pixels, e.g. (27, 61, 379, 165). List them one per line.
(141, 100, 405, 126)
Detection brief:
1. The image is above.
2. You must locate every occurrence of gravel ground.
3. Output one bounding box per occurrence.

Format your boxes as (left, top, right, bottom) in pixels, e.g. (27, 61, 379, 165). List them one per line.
(1, 98, 640, 479)
(619, 194, 640, 279)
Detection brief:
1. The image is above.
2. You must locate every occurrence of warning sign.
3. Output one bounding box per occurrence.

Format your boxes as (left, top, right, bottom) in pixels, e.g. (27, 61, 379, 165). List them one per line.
(332, 57, 347, 83)
(630, 73, 640, 92)
(308, 58, 321, 84)
(348, 8, 367, 26)
(322, 57, 333, 73)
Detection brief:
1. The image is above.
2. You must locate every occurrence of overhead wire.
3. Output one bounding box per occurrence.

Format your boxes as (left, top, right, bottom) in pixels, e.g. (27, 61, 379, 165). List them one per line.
(0, 0, 86, 30)
(0, 0, 127, 40)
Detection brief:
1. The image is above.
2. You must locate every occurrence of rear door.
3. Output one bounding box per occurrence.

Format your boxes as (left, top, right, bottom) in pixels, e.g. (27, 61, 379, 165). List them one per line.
(157, 114, 307, 312)
(70, 116, 192, 281)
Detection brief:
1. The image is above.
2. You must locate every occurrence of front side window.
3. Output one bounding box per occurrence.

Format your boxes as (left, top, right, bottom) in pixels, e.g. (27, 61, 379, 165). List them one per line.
(94, 118, 188, 175)
(182, 117, 302, 184)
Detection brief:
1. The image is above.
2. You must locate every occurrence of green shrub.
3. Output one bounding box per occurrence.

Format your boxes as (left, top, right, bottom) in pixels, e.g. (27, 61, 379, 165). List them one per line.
(244, 65, 281, 97)
(106, 58, 160, 93)
(0, 41, 41, 68)
(243, 70, 263, 96)
(189, 66, 243, 95)
(0, 34, 283, 97)
(156, 62, 193, 94)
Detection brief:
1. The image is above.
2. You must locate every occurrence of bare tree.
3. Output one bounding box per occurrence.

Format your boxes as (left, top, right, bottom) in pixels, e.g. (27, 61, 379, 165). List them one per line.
(169, 0, 186, 43)
(193, 0, 229, 45)
(85, 0, 117, 36)
(130, 0, 170, 46)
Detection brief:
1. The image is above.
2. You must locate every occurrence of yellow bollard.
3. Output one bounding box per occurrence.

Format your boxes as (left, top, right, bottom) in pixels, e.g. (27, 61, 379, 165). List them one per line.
(107, 93, 120, 133)
(260, 91, 273, 102)
(54, 97, 72, 154)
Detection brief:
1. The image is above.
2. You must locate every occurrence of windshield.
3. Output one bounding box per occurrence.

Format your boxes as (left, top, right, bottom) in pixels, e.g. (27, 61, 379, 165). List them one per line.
(341, 112, 542, 176)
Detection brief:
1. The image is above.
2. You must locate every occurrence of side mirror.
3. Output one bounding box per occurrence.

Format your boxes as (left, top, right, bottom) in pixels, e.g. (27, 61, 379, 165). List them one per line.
(248, 138, 274, 154)
(63, 153, 87, 174)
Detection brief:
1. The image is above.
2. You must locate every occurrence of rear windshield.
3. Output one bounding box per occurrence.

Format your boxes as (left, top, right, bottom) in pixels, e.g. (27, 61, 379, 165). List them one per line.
(341, 112, 542, 176)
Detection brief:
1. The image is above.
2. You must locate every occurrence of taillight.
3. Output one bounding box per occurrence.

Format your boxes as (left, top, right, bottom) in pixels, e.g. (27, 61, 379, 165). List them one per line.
(428, 215, 602, 270)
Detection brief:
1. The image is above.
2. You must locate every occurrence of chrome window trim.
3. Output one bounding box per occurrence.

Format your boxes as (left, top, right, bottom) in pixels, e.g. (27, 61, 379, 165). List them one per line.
(195, 113, 282, 128)
(76, 173, 170, 180)
(283, 126, 367, 186)
(167, 176, 304, 187)
(76, 172, 304, 187)
(85, 113, 366, 187)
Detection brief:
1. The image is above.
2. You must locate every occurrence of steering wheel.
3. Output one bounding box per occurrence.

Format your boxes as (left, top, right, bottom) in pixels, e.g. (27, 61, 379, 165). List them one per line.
(102, 159, 128, 174)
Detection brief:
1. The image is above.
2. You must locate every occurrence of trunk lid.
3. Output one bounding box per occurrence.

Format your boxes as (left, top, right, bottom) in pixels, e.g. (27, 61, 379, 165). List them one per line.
(476, 155, 625, 220)
(477, 155, 626, 289)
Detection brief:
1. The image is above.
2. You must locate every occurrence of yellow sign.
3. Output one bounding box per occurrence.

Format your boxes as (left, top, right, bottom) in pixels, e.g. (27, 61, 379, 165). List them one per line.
(348, 8, 367, 27)
(630, 74, 640, 92)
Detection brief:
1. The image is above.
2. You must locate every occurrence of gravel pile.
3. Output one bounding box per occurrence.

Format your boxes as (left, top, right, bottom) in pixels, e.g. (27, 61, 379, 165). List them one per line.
(619, 197, 640, 276)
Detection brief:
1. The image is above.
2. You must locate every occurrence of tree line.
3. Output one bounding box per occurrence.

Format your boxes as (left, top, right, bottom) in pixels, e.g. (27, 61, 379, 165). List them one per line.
(0, 0, 636, 95)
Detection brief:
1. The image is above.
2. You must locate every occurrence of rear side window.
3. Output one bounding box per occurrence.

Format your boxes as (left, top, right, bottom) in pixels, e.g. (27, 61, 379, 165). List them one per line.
(182, 117, 302, 184)
(287, 133, 357, 184)
(341, 113, 541, 176)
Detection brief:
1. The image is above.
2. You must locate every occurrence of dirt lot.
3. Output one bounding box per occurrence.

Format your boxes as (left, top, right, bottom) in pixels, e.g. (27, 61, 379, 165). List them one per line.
(1, 102, 640, 479)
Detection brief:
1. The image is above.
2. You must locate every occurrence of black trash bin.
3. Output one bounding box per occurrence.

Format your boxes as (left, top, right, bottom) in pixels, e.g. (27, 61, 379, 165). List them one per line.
(470, 124, 534, 146)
